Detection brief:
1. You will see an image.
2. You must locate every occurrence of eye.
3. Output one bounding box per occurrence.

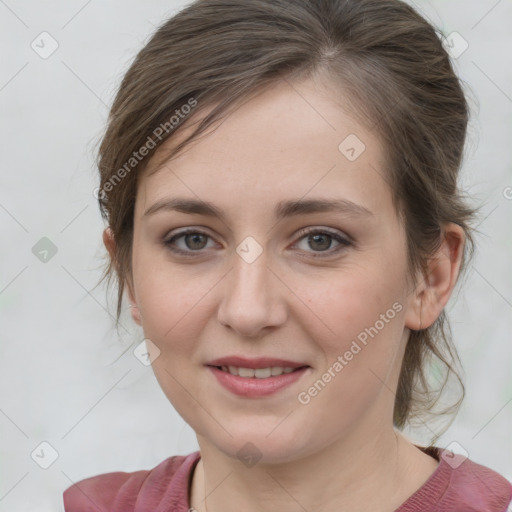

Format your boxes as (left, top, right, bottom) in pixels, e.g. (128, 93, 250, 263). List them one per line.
(163, 229, 217, 255)
(292, 228, 351, 257)
(163, 227, 352, 258)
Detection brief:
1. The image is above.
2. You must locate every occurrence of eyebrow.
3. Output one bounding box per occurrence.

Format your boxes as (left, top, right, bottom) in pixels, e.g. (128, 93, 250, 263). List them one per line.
(143, 197, 373, 220)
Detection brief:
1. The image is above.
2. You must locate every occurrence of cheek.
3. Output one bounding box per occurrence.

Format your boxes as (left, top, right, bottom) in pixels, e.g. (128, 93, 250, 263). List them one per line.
(131, 249, 207, 353)
(294, 296, 406, 451)
(132, 258, 217, 417)
(133, 240, 211, 322)
(295, 260, 406, 351)
(294, 261, 407, 411)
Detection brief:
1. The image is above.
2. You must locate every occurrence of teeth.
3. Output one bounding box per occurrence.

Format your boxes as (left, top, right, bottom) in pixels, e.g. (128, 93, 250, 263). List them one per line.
(255, 368, 272, 378)
(219, 365, 301, 378)
(238, 366, 255, 378)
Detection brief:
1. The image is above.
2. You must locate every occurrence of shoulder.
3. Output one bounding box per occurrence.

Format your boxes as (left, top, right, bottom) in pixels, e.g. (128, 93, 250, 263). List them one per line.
(399, 446, 512, 512)
(63, 451, 201, 512)
(441, 453, 512, 511)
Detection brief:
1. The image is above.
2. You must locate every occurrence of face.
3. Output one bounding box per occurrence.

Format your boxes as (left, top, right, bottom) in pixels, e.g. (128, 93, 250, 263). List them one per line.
(126, 76, 420, 464)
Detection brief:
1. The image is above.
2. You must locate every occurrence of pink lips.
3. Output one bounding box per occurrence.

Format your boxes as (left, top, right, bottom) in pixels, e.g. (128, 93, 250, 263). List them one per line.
(206, 356, 308, 369)
(205, 356, 310, 398)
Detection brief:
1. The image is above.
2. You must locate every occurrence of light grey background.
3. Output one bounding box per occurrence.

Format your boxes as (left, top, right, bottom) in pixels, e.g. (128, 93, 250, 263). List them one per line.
(0, 1, 511, 510)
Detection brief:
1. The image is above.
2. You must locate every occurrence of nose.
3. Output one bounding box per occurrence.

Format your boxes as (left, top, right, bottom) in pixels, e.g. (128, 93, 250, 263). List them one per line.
(216, 248, 287, 338)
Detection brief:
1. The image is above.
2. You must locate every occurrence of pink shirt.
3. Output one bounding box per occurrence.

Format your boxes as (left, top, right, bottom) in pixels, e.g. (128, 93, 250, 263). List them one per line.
(63, 446, 512, 511)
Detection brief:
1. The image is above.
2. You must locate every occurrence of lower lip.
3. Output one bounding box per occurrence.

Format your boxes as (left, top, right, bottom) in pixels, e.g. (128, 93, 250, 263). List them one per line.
(207, 366, 310, 397)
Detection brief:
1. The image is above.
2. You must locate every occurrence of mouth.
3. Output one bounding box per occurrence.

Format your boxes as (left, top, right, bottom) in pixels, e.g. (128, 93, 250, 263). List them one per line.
(206, 364, 311, 397)
(208, 364, 310, 379)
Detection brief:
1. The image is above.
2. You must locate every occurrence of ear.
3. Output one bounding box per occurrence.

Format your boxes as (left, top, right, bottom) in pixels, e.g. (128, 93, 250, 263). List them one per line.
(102, 227, 142, 326)
(404, 223, 465, 331)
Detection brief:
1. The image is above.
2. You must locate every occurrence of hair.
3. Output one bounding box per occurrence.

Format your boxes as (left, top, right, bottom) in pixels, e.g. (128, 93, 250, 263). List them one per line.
(94, 0, 478, 441)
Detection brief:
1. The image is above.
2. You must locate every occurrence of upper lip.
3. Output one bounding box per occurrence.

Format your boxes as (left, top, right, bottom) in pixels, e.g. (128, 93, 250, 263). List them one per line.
(206, 356, 309, 369)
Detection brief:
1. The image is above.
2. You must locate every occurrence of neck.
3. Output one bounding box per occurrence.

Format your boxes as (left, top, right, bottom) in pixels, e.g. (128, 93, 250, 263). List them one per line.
(190, 425, 438, 512)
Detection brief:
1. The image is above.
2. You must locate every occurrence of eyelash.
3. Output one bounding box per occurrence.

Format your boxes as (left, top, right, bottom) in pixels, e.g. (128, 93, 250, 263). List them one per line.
(163, 227, 352, 258)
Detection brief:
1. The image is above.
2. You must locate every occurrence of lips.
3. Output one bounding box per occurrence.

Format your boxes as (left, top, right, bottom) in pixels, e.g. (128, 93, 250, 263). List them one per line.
(206, 356, 309, 369)
(205, 356, 311, 397)
(207, 365, 310, 397)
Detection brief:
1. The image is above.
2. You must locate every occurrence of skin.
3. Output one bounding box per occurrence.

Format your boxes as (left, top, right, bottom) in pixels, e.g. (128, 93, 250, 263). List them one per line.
(104, 74, 464, 512)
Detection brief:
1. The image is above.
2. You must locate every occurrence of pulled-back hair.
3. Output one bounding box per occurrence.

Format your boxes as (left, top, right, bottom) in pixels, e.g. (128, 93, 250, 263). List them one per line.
(95, 0, 477, 440)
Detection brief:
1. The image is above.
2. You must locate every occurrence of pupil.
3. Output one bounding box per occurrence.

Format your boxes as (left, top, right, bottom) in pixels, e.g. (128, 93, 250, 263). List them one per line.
(186, 233, 207, 250)
(309, 233, 331, 251)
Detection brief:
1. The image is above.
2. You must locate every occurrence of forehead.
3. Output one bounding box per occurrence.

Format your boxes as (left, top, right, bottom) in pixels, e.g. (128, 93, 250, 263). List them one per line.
(137, 77, 392, 219)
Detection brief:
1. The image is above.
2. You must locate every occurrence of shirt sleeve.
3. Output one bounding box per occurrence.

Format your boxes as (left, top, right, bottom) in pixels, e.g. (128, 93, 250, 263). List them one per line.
(63, 470, 149, 512)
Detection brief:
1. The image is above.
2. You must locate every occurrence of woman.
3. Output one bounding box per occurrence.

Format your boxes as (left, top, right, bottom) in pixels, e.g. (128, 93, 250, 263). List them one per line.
(63, 0, 512, 510)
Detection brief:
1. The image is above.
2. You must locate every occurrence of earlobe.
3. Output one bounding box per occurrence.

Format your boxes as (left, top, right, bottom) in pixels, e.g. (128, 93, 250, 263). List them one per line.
(404, 290, 425, 332)
(103, 226, 142, 326)
(405, 223, 465, 332)
(102, 227, 116, 261)
(126, 280, 142, 326)
(129, 304, 142, 325)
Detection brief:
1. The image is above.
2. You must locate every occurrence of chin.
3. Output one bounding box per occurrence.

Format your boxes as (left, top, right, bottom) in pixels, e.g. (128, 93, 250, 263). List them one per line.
(205, 426, 316, 466)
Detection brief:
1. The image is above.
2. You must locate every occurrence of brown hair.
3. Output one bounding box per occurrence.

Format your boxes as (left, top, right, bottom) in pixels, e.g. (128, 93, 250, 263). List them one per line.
(95, 0, 478, 440)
